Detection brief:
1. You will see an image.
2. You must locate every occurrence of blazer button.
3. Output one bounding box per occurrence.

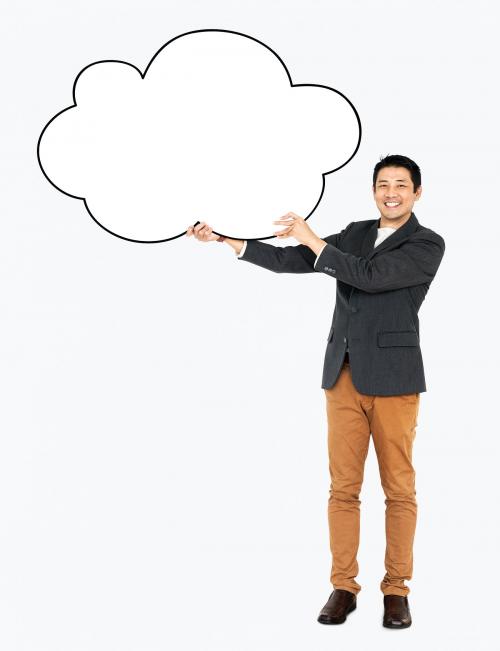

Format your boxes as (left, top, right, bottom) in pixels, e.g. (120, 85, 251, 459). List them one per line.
(331, 268, 336, 273)
(343, 336, 347, 343)
(323, 266, 328, 271)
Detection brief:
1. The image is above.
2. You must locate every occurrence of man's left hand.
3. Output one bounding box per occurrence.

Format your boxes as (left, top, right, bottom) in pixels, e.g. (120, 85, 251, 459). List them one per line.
(272, 212, 326, 255)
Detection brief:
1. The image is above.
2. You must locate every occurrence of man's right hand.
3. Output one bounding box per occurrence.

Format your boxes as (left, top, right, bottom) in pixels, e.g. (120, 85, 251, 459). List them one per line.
(187, 221, 245, 256)
(186, 221, 220, 242)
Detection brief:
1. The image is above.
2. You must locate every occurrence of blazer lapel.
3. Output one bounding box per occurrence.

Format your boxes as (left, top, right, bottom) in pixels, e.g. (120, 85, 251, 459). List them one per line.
(365, 212, 420, 260)
(360, 219, 379, 257)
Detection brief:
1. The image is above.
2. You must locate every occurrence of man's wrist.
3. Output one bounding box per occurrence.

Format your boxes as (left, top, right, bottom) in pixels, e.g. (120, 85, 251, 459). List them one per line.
(307, 237, 328, 257)
(223, 237, 245, 255)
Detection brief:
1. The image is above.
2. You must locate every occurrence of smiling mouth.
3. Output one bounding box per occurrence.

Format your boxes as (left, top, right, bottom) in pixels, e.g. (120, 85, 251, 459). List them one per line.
(384, 202, 401, 208)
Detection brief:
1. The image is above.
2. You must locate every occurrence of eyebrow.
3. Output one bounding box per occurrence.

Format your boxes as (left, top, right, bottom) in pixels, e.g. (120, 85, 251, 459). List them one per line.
(377, 179, 408, 183)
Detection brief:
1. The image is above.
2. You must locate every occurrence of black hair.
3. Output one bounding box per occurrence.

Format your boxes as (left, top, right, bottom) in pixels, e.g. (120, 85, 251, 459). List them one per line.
(373, 154, 421, 192)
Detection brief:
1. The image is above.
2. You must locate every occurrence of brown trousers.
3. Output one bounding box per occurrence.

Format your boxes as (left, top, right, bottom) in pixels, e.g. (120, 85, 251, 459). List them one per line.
(324, 359, 420, 597)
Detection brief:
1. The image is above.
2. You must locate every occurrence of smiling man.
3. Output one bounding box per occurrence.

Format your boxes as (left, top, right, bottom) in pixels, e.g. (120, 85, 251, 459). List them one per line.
(187, 154, 445, 629)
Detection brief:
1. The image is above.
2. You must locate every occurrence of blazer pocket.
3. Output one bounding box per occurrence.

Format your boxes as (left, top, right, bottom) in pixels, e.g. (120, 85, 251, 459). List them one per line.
(377, 330, 419, 347)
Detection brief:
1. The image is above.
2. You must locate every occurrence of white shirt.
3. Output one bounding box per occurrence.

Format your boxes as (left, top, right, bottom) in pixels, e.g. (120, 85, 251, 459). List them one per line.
(372, 226, 398, 248)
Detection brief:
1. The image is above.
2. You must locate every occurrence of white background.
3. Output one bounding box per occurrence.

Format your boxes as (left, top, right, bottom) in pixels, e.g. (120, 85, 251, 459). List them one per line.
(1, 1, 498, 649)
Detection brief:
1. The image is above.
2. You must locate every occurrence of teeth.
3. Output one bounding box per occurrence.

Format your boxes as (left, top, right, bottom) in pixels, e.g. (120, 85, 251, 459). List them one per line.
(385, 202, 400, 207)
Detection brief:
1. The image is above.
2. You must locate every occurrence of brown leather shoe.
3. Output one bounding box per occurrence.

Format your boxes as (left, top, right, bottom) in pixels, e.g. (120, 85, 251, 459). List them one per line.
(383, 594, 412, 628)
(317, 589, 357, 625)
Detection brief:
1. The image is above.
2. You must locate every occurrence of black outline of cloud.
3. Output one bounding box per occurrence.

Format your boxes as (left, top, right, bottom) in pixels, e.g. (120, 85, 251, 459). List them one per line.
(37, 28, 362, 245)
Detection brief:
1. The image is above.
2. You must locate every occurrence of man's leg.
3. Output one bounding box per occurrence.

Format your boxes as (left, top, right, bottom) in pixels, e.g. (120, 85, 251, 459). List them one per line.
(324, 361, 371, 595)
(368, 393, 420, 597)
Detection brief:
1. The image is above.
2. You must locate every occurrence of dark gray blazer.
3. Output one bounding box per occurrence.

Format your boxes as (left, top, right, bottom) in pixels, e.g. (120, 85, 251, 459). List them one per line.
(237, 212, 445, 395)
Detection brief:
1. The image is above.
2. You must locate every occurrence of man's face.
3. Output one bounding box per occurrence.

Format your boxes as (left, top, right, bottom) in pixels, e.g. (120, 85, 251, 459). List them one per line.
(372, 166, 422, 223)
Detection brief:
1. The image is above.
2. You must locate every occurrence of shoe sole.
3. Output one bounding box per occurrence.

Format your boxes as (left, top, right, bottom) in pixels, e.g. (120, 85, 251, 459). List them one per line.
(383, 619, 412, 629)
(317, 601, 357, 625)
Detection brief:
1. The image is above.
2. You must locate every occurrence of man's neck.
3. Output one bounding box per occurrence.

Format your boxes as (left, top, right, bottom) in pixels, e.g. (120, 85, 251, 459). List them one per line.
(379, 213, 411, 229)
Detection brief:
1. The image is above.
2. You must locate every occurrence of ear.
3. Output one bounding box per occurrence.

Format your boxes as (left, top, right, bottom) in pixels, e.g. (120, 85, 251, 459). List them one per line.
(414, 185, 422, 200)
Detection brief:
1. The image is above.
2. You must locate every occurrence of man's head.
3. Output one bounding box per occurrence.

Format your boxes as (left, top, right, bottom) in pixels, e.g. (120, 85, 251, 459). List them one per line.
(372, 154, 422, 226)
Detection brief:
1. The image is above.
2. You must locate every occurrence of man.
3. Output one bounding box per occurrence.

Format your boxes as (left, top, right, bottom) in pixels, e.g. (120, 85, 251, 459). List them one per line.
(187, 154, 445, 629)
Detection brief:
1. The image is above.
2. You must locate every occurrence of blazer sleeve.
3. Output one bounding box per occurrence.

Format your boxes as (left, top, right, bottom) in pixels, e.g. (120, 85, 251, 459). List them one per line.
(237, 222, 355, 274)
(314, 231, 445, 293)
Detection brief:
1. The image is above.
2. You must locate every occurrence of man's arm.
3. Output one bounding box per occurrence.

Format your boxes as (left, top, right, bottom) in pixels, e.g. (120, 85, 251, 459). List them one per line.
(239, 240, 326, 263)
(314, 232, 445, 293)
(234, 222, 354, 274)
